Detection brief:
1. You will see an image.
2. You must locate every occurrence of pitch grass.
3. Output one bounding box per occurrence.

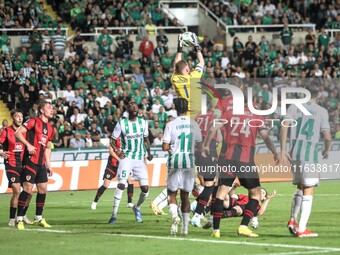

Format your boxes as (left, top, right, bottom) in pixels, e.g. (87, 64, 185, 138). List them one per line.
(0, 180, 340, 255)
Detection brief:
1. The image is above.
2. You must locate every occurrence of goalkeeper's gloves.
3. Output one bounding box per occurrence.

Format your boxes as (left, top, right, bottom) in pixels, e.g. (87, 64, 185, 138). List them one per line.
(192, 33, 201, 52)
(177, 34, 183, 53)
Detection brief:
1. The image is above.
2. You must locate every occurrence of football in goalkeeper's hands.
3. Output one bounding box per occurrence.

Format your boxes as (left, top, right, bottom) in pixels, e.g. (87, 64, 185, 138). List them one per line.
(179, 32, 197, 47)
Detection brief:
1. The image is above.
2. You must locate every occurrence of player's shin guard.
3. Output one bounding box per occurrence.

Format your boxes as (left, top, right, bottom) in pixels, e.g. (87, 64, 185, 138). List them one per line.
(10, 207, 17, 219)
(94, 186, 107, 202)
(241, 199, 259, 226)
(223, 208, 238, 218)
(127, 183, 134, 203)
(169, 203, 179, 219)
(36, 193, 46, 217)
(154, 188, 167, 206)
(291, 189, 303, 221)
(212, 198, 224, 230)
(136, 191, 148, 208)
(112, 188, 124, 217)
(195, 186, 214, 216)
(17, 191, 30, 218)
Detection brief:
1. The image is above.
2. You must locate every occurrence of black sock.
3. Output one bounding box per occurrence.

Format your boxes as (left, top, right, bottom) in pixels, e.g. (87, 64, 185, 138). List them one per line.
(23, 206, 29, 216)
(94, 186, 107, 202)
(10, 207, 16, 219)
(17, 191, 30, 217)
(195, 186, 214, 215)
(212, 198, 224, 230)
(223, 208, 237, 218)
(204, 205, 211, 215)
(210, 186, 218, 206)
(241, 199, 259, 226)
(127, 183, 134, 203)
(36, 193, 46, 217)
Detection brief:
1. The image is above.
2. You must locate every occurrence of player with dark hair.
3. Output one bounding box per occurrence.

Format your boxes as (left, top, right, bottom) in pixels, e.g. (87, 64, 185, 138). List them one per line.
(171, 33, 204, 118)
(0, 109, 33, 226)
(163, 98, 203, 235)
(108, 101, 153, 224)
(15, 100, 55, 230)
(280, 79, 331, 238)
(204, 78, 279, 237)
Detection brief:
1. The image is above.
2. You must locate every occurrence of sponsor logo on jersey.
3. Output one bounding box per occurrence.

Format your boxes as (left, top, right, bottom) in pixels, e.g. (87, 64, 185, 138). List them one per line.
(13, 142, 24, 152)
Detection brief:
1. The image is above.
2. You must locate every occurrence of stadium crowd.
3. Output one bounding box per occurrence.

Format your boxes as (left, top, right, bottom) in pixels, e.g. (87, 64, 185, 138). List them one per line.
(0, 0, 340, 149)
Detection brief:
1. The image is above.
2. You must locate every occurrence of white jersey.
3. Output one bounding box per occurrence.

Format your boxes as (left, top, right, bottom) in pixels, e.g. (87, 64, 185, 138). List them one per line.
(112, 117, 149, 160)
(286, 102, 330, 163)
(163, 116, 202, 169)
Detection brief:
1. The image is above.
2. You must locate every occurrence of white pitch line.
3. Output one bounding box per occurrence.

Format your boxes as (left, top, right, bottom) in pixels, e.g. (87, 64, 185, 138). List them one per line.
(1, 227, 340, 253)
(252, 250, 336, 255)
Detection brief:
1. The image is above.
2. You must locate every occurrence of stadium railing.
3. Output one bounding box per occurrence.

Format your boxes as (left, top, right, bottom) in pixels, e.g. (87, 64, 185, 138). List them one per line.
(325, 29, 340, 39)
(0, 27, 69, 37)
(94, 26, 188, 35)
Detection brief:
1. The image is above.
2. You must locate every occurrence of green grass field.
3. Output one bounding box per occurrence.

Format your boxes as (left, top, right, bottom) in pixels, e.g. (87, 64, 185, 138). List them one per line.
(0, 180, 340, 255)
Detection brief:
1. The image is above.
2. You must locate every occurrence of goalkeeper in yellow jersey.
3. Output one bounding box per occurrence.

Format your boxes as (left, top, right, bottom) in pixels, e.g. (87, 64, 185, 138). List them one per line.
(171, 33, 205, 118)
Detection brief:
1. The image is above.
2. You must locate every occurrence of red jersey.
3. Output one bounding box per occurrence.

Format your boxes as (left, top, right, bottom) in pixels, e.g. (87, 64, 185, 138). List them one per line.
(109, 137, 121, 167)
(220, 107, 265, 163)
(195, 109, 214, 139)
(23, 117, 55, 165)
(0, 126, 25, 168)
(215, 95, 233, 112)
(231, 194, 261, 211)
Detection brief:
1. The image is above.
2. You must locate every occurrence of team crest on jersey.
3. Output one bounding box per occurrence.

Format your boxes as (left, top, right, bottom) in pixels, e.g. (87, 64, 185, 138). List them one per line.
(26, 175, 31, 181)
(43, 128, 47, 135)
(11, 177, 15, 182)
(106, 174, 110, 179)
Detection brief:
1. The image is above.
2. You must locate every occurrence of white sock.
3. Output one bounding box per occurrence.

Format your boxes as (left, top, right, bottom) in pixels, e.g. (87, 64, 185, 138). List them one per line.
(157, 198, 168, 210)
(209, 215, 213, 221)
(182, 212, 189, 232)
(169, 203, 178, 219)
(16, 216, 23, 222)
(153, 188, 167, 206)
(112, 188, 124, 217)
(35, 215, 42, 221)
(299, 195, 313, 233)
(290, 189, 303, 221)
(136, 191, 149, 209)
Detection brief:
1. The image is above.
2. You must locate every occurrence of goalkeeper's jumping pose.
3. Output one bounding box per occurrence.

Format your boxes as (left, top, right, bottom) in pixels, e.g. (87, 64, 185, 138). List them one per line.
(170, 32, 205, 118)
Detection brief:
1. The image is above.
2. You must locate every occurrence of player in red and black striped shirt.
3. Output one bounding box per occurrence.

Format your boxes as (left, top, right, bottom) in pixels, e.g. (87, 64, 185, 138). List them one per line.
(91, 137, 125, 210)
(15, 100, 55, 230)
(204, 82, 279, 238)
(0, 109, 33, 226)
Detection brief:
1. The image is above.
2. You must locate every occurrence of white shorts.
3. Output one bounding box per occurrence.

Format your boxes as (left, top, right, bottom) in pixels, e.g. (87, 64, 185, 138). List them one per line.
(167, 168, 195, 193)
(117, 158, 149, 186)
(292, 161, 319, 187)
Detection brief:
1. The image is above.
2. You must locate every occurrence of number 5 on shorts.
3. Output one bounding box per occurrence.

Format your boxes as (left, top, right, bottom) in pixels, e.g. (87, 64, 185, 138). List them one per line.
(121, 170, 127, 178)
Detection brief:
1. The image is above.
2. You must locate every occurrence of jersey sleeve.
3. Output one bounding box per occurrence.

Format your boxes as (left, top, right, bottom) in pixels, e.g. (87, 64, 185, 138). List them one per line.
(23, 118, 36, 131)
(190, 67, 203, 79)
(143, 120, 149, 137)
(320, 108, 330, 131)
(163, 123, 171, 143)
(112, 121, 122, 139)
(0, 128, 7, 144)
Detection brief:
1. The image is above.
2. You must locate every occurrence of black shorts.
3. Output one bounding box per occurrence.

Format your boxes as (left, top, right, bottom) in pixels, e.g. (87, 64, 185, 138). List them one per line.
(5, 164, 22, 187)
(217, 158, 260, 190)
(102, 161, 118, 180)
(22, 160, 48, 184)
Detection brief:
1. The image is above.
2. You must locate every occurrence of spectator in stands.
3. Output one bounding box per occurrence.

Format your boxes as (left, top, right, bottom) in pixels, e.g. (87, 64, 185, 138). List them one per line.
(280, 23, 293, 51)
(95, 90, 111, 108)
(52, 27, 67, 59)
(60, 121, 74, 147)
(154, 41, 168, 58)
(89, 123, 101, 147)
(97, 28, 113, 48)
(152, 133, 163, 146)
(73, 29, 85, 55)
(139, 35, 154, 61)
(156, 29, 168, 45)
(69, 132, 85, 148)
(63, 84, 75, 103)
(70, 107, 85, 128)
(161, 89, 174, 111)
(103, 114, 115, 138)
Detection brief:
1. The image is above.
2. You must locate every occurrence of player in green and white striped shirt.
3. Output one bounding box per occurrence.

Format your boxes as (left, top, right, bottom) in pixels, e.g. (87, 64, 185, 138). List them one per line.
(108, 102, 153, 224)
(163, 98, 203, 236)
(280, 80, 331, 238)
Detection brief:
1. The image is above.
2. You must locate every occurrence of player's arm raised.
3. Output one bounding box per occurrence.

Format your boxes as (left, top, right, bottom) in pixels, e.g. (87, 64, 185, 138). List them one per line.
(173, 35, 183, 67)
(259, 129, 279, 164)
(192, 33, 204, 69)
(257, 190, 276, 216)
